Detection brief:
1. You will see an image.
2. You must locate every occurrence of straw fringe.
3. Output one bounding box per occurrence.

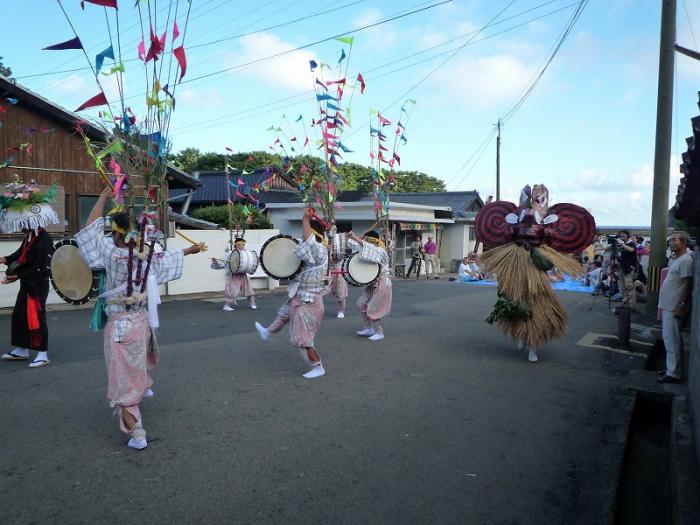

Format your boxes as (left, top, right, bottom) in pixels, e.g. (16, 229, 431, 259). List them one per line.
(478, 243, 571, 348)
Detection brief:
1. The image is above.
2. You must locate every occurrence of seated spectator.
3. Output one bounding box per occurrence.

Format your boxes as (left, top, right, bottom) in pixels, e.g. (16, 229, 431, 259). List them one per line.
(467, 253, 484, 280)
(458, 256, 481, 282)
(584, 260, 603, 288)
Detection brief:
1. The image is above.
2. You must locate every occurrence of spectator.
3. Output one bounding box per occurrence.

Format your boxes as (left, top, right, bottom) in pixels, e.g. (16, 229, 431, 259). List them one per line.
(468, 253, 484, 280)
(616, 230, 638, 310)
(594, 235, 607, 258)
(657, 231, 694, 384)
(405, 234, 423, 279)
(584, 260, 604, 288)
(423, 235, 439, 279)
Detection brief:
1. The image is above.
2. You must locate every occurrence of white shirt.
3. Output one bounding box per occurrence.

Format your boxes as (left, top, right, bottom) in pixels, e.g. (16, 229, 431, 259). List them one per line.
(458, 262, 469, 278)
(658, 252, 694, 311)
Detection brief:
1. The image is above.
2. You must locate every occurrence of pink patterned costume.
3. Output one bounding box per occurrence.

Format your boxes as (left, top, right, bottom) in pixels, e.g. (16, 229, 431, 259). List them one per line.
(267, 235, 328, 348)
(75, 218, 184, 442)
(211, 253, 255, 307)
(329, 258, 348, 314)
(356, 242, 392, 333)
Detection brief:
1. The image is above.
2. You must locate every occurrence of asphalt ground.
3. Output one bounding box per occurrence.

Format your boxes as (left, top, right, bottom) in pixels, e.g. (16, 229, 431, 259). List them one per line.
(0, 277, 642, 524)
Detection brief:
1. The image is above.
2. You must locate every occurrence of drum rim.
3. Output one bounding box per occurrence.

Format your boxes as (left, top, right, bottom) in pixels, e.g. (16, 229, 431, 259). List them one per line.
(342, 253, 380, 287)
(259, 234, 302, 280)
(228, 248, 259, 275)
(48, 239, 99, 305)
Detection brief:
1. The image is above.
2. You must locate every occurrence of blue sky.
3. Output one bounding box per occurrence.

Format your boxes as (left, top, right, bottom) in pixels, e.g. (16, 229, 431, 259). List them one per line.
(4, 0, 700, 226)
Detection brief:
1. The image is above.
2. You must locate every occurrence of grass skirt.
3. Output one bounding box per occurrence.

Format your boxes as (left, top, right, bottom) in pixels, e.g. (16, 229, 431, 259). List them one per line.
(478, 244, 582, 348)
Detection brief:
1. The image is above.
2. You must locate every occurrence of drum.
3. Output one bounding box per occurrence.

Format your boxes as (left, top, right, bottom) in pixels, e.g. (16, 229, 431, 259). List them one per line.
(341, 252, 380, 287)
(49, 239, 99, 305)
(228, 249, 259, 275)
(330, 232, 348, 260)
(259, 234, 302, 280)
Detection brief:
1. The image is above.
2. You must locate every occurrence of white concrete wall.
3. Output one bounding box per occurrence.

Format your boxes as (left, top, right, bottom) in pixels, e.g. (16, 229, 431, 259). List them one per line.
(0, 229, 281, 309)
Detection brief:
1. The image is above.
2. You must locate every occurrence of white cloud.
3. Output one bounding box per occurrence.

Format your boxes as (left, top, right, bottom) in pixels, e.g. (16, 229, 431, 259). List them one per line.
(429, 53, 538, 109)
(51, 74, 88, 96)
(228, 33, 319, 92)
(178, 87, 223, 109)
(352, 8, 399, 50)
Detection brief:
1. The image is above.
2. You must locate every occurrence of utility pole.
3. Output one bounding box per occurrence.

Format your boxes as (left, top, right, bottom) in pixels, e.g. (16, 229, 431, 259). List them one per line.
(496, 119, 501, 201)
(647, 0, 676, 314)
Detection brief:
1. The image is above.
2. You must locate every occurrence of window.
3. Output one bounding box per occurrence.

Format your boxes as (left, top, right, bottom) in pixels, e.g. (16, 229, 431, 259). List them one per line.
(64, 194, 71, 230)
(78, 195, 99, 228)
(469, 226, 476, 241)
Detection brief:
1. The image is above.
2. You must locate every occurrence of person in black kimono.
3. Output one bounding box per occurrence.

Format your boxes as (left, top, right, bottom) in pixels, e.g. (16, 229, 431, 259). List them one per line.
(1, 227, 53, 367)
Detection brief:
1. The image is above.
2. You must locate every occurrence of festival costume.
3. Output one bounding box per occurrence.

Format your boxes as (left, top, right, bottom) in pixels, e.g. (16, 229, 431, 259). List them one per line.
(211, 248, 256, 309)
(355, 240, 392, 337)
(0, 180, 58, 366)
(257, 235, 327, 378)
(329, 256, 348, 316)
(474, 185, 595, 359)
(75, 217, 185, 444)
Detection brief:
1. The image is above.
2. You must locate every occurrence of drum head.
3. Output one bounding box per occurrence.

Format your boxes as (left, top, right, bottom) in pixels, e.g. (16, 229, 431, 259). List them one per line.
(260, 235, 302, 280)
(228, 250, 241, 274)
(344, 253, 380, 286)
(49, 240, 96, 305)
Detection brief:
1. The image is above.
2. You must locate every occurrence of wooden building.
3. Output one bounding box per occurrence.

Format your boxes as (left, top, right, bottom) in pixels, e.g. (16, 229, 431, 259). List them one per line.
(0, 75, 199, 237)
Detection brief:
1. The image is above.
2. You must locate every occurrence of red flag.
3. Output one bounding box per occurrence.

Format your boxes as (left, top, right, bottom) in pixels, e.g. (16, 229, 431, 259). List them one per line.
(81, 0, 117, 8)
(75, 91, 108, 111)
(356, 73, 366, 94)
(393, 152, 401, 165)
(173, 46, 187, 81)
(235, 190, 245, 199)
(173, 21, 180, 41)
(138, 39, 145, 61)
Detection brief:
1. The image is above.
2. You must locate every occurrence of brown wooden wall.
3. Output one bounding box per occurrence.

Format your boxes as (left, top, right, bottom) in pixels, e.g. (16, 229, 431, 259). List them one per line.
(0, 102, 105, 236)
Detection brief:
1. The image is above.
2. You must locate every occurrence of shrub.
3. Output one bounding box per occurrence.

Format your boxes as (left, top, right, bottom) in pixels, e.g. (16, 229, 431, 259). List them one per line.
(191, 204, 272, 229)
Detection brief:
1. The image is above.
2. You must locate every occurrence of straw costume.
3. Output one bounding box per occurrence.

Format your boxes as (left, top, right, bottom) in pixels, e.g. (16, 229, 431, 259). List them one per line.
(474, 185, 595, 362)
(0, 179, 59, 368)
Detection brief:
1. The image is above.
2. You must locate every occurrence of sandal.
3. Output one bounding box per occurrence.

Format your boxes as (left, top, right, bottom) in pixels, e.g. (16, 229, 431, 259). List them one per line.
(2, 350, 29, 361)
(27, 359, 50, 368)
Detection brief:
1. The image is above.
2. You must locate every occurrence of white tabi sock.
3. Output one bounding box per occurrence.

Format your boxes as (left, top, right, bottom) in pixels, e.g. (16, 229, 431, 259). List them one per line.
(303, 363, 325, 379)
(255, 322, 271, 341)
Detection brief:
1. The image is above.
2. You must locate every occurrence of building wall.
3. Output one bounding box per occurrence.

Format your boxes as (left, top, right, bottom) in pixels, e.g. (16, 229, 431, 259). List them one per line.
(0, 229, 281, 309)
(688, 246, 700, 464)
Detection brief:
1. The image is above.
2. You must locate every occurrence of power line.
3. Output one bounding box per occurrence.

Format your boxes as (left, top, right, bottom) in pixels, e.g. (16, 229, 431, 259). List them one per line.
(169, 0, 582, 136)
(444, 127, 498, 190)
(682, 0, 698, 50)
(500, 0, 589, 123)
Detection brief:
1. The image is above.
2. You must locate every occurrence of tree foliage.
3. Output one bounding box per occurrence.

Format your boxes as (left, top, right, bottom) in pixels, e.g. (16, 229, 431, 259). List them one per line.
(191, 204, 272, 229)
(171, 148, 446, 193)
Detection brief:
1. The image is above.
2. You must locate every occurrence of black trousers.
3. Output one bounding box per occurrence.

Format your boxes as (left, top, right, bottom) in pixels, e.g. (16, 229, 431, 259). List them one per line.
(405, 257, 423, 279)
(11, 281, 49, 352)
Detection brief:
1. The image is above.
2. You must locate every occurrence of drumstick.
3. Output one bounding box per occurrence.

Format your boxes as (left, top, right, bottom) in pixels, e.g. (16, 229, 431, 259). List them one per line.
(175, 230, 208, 251)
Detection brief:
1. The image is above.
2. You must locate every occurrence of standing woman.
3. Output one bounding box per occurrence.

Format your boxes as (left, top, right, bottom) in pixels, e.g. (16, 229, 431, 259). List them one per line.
(405, 233, 423, 279)
(0, 181, 58, 368)
(348, 230, 392, 341)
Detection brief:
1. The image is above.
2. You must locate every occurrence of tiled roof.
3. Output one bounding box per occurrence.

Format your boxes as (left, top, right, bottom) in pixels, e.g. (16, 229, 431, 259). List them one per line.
(361, 191, 482, 210)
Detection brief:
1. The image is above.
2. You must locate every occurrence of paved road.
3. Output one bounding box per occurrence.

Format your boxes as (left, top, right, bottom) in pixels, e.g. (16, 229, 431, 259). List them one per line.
(0, 278, 642, 524)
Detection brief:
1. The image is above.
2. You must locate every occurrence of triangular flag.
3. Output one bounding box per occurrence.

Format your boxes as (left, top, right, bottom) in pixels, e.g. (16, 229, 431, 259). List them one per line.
(81, 0, 117, 8)
(173, 20, 180, 41)
(173, 46, 187, 81)
(337, 49, 346, 65)
(356, 73, 365, 94)
(309, 60, 318, 70)
(294, 114, 303, 123)
(335, 36, 354, 45)
(75, 91, 108, 111)
(95, 45, 114, 72)
(43, 37, 83, 51)
(138, 39, 145, 61)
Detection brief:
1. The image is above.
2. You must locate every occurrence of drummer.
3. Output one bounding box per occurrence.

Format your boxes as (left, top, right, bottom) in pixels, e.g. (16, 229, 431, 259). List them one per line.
(347, 230, 392, 341)
(211, 237, 257, 311)
(329, 229, 348, 319)
(255, 208, 328, 379)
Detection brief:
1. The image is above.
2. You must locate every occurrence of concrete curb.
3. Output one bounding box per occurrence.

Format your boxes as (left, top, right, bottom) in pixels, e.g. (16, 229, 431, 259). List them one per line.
(671, 395, 700, 524)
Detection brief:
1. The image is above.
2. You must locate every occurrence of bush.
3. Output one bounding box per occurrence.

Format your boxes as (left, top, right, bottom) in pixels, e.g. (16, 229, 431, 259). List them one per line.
(191, 204, 272, 229)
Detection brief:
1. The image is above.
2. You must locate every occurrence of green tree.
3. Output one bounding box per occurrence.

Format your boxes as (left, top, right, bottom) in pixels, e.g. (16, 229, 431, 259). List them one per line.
(191, 204, 272, 229)
(0, 57, 12, 78)
(172, 147, 201, 173)
(393, 170, 446, 192)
